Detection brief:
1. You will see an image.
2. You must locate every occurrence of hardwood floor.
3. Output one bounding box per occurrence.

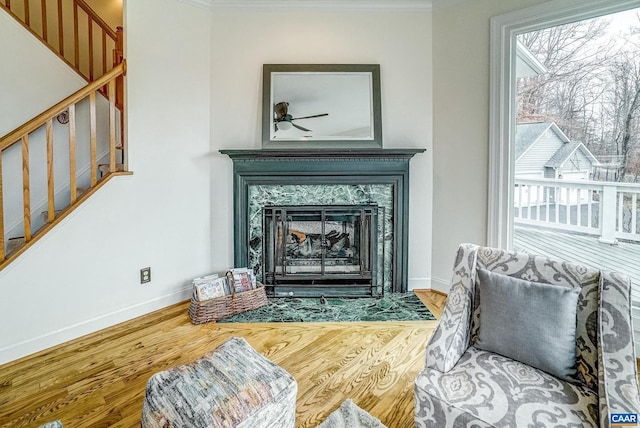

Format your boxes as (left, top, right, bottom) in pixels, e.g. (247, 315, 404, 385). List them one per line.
(414, 289, 447, 319)
(2, 289, 638, 426)
(0, 297, 439, 428)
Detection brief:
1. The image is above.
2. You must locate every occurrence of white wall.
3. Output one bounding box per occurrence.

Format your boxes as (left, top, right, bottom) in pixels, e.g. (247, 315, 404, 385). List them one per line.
(209, 9, 433, 290)
(0, 8, 85, 135)
(0, 1, 432, 364)
(85, 0, 123, 29)
(430, 0, 550, 292)
(0, 0, 213, 364)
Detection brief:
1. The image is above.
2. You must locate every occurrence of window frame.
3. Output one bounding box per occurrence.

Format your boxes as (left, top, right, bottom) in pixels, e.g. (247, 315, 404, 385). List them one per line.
(487, 0, 640, 248)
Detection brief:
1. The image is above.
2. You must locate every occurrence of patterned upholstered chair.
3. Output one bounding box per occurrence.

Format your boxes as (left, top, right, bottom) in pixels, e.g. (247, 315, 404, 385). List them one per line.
(415, 243, 640, 427)
(141, 337, 297, 428)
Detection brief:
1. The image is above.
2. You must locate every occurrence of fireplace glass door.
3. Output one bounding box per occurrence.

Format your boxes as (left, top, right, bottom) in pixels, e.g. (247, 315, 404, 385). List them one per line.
(263, 205, 378, 297)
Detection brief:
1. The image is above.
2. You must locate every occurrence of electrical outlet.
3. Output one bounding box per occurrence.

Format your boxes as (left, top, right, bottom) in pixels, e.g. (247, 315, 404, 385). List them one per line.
(140, 267, 151, 284)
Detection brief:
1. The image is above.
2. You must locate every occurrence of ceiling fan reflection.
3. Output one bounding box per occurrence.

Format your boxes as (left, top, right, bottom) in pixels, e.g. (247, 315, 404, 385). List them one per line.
(273, 101, 328, 132)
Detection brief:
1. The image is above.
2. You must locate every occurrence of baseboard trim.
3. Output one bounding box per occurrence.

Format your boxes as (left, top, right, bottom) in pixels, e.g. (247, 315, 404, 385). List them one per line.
(0, 285, 191, 365)
(429, 276, 450, 294)
(407, 277, 431, 291)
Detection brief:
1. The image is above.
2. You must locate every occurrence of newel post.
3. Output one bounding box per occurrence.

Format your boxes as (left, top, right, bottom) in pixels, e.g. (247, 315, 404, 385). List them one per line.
(599, 183, 618, 244)
(114, 26, 124, 110)
(113, 26, 124, 66)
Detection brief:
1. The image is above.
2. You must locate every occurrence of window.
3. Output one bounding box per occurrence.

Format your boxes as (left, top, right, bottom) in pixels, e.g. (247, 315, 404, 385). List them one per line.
(489, 0, 640, 357)
(488, 0, 640, 248)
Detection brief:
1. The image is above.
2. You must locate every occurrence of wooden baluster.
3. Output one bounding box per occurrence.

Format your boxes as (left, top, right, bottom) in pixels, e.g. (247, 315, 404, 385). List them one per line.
(57, 0, 63, 56)
(632, 193, 638, 236)
(89, 91, 97, 186)
(102, 31, 107, 78)
(117, 56, 126, 152)
(617, 192, 624, 233)
(544, 187, 550, 222)
(108, 80, 116, 172)
(553, 187, 560, 224)
(535, 185, 541, 220)
(0, 154, 4, 261)
(73, 3, 79, 70)
(46, 119, 55, 223)
(88, 15, 94, 80)
(565, 187, 570, 225)
(587, 190, 593, 228)
(599, 184, 617, 243)
(119, 109, 125, 151)
(576, 188, 582, 226)
(5, 1, 10, 10)
(22, 135, 31, 242)
(69, 104, 77, 203)
(41, 0, 47, 42)
(115, 28, 124, 112)
(114, 27, 124, 67)
(23, 0, 29, 26)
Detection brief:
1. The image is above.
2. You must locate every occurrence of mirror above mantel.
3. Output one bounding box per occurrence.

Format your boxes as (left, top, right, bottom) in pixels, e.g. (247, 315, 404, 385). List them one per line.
(262, 64, 383, 149)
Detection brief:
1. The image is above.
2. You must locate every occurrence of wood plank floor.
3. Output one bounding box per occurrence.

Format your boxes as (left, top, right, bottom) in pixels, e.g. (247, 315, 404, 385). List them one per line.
(1, 288, 638, 426)
(513, 225, 640, 291)
(0, 298, 439, 428)
(414, 289, 447, 319)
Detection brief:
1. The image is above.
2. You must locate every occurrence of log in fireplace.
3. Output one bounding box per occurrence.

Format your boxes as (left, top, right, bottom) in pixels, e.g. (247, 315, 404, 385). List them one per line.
(263, 205, 380, 297)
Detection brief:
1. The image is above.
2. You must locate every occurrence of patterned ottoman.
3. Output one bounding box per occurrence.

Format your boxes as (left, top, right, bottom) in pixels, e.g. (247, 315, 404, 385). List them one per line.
(141, 337, 297, 428)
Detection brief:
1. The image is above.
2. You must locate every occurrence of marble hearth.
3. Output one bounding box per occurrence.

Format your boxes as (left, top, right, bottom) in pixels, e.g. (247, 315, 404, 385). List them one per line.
(220, 149, 424, 295)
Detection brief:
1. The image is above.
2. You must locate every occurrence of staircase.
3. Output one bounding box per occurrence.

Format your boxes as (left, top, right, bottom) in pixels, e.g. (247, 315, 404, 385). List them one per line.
(0, 0, 128, 270)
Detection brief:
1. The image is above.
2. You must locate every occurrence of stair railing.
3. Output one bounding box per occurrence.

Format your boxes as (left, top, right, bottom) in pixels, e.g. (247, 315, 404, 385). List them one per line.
(0, 61, 129, 269)
(1, 0, 123, 84)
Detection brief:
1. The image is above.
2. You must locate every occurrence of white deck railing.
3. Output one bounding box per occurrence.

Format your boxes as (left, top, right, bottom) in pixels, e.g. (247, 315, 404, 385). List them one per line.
(514, 178, 640, 243)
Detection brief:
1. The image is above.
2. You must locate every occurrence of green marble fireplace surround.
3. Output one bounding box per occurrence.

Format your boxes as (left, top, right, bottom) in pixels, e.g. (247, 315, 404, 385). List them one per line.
(220, 149, 425, 295)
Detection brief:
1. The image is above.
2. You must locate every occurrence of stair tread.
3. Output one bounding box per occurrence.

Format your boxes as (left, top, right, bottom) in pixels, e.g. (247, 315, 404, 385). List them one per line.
(98, 164, 125, 172)
(6, 237, 26, 257)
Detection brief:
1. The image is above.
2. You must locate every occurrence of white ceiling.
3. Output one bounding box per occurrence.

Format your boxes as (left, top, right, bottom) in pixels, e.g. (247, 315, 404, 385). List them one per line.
(177, 0, 433, 11)
(175, 0, 480, 11)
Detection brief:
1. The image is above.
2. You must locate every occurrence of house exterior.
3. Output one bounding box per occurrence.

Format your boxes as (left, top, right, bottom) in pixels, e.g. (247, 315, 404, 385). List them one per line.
(515, 121, 600, 180)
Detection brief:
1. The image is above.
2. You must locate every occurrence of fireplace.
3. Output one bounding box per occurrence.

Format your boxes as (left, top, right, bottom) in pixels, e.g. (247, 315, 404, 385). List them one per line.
(220, 148, 425, 295)
(263, 205, 379, 297)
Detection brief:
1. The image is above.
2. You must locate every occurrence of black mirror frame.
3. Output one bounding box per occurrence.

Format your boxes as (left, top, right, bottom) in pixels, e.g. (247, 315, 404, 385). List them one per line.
(261, 64, 383, 149)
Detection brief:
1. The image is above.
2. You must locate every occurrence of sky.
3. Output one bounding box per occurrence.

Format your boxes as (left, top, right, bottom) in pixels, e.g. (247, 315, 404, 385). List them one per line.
(600, 7, 639, 47)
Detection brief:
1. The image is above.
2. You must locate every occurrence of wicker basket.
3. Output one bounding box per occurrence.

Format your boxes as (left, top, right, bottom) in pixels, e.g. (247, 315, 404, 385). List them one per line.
(189, 282, 268, 325)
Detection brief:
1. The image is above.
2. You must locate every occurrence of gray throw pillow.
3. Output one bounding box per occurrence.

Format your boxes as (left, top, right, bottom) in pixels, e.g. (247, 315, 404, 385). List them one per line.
(474, 268, 580, 381)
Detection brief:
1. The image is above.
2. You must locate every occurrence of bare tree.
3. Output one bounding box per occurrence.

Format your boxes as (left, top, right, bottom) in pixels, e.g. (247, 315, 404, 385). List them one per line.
(601, 20, 640, 181)
(629, 151, 640, 182)
(517, 18, 612, 138)
(517, 11, 640, 182)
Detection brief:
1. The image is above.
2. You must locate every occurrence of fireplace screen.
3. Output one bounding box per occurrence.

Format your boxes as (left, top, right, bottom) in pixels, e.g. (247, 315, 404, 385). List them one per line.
(263, 205, 378, 297)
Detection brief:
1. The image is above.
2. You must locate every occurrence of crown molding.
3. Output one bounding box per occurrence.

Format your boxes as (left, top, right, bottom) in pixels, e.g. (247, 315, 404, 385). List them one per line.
(176, 0, 432, 12)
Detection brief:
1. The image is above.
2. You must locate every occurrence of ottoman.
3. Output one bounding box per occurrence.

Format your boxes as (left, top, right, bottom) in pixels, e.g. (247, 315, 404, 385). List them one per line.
(141, 337, 297, 428)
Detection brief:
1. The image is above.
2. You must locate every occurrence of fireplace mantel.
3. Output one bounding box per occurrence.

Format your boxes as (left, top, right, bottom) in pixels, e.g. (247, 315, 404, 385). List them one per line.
(219, 148, 425, 160)
(220, 148, 425, 293)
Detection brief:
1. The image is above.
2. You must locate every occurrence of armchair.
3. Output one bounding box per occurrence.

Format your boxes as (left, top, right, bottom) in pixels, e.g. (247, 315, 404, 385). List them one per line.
(415, 243, 640, 427)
